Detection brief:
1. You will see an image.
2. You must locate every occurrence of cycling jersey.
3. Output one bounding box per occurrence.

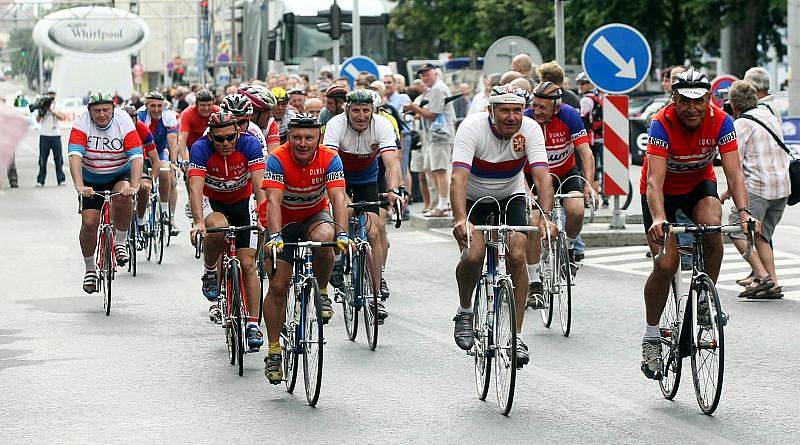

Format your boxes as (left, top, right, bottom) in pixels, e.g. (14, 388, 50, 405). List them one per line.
(322, 113, 398, 185)
(261, 143, 345, 224)
(262, 117, 280, 150)
(202, 121, 267, 154)
(640, 103, 737, 195)
(137, 108, 178, 152)
(67, 108, 143, 183)
(187, 133, 265, 204)
(179, 104, 220, 148)
(277, 108, 297, 144)
(540, 104, 589, 178)
(134, 120, 157, 157)
(452, 112, 548, 201)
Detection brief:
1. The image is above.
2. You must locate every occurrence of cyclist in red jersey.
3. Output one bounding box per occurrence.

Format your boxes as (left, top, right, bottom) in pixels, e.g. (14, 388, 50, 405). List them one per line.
(260, 114, 349, 384)
(123, 105, 163, 237)
(177, 89, 218, 161)
(639, 70, 759, 380)
(238, 83, 280, 154)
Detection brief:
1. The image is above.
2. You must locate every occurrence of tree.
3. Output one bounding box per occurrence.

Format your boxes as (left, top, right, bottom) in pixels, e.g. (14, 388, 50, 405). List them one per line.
(8, 27, 35, 77)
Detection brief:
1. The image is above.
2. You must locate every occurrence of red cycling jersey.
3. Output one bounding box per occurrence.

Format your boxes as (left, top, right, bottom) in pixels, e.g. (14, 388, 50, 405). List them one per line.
(260, 143, 346, 224)
(180, 104, 221, 149)
(525, 104, 589, 178)
(134, 120, 157, 157)
(187, 133, 265, 204)
(640, 103, 737, 195)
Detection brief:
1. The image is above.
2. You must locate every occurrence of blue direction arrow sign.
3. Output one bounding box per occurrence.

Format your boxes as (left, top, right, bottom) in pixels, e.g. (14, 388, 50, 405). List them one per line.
(339, 56, 380, 89)
(581, 23, 652, 94)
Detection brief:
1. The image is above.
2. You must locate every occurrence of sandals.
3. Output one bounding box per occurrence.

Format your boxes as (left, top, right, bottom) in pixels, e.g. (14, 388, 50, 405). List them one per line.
(738, 276, 774, 298)
(748, 285, 784, 300)
(423, 207, 451, 218)
(736, 273, 755, 287)
(83, 270, 99, 294)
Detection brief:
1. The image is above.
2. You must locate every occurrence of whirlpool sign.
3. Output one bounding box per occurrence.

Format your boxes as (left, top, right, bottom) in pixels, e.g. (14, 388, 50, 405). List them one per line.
(33, 6, 150, 57)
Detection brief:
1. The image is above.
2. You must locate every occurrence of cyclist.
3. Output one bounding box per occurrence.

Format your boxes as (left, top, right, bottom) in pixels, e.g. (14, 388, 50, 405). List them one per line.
(138, 91, 180, 236)
(219, 93, 267, 153)
(177, 89, 218, 163)
(238, 83, 281, 155)
(271, 87, 297, 144)
(261, 114, 349, 384)
(68, 92, 143, 292)
(322, 89, 403, 320)
(524, 81, 595, 309)
(451, 85, 554, 367)
(188, 111, 267, 351)
(639, 69, 758, 379)
(122, 105, 163, 238)
(576, 72, 604, 193)
(319, 84, 347, 127)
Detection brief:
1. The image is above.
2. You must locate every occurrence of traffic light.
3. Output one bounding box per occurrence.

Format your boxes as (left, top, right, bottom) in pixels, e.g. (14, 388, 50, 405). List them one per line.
(200, 0, 209, 17)
(329, 2, 342, 40)
(20, 49, 27, 57)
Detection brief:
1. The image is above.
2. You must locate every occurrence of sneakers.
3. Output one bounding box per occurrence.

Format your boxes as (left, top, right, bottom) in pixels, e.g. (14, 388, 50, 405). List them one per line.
(170, 222, 180, 237)
(367, 300, 388, 322)
(184, 202, 192, 219)
(246, 323, 264, 351)
(208, 302, 222, 324)
(202, 270, 220, 300)
(114, 244, 129, 267)
(641, 338, 663, 380)
(264, 353, 283, 384)
(320, 291, 334, 323)
(516, 338, 530, 368)
(380, 277, 390, 300)
(453, 312, 475, 350)
(526, 282, 546, 309)
(83, 270, 99, 294)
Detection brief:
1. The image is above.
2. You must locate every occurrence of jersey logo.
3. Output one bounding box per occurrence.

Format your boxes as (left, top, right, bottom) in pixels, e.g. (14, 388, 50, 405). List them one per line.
(512, 133, 526, 152)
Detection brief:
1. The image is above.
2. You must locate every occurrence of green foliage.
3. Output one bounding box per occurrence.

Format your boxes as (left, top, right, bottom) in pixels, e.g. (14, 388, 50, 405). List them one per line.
(8, 27, 35, 76)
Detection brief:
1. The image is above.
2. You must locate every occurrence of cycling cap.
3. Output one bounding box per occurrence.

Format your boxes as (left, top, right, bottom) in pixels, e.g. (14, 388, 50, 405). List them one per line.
(288, 113, 322, 129)
(207, 110, 238, 129)
(238, 83, 276, 111)
(575, 72, 590, 83)
(221, 93, 253, 117)
(271, 87, 288, 103)
(287, 88, 306, 96)
(532, 82, 563, 100)
(672, 69, 711, 99)
(88, 91, 114, 105)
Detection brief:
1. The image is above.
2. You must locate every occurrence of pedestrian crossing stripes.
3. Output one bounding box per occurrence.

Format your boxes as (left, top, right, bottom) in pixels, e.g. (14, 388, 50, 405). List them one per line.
(582, 245, 800, 301)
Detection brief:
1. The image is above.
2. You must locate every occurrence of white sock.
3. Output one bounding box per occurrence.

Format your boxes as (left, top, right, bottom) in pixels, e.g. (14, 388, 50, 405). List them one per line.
(115, 230, 127, 245)
(84, 256, 95, 272)
(567, 237, 576, 250)
(527, 263, 541, 283)
(458, 305, 472, 314)
(137, 216, 146, 226)
(437, 197, 449, 210)
(643, 323, 660, 339)
(160, 201, 169, 212)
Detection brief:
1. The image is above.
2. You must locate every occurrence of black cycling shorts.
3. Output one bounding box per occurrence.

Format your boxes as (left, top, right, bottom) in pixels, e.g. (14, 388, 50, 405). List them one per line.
(526, 166, 584, 195)
(276, 211, 334, 263)
(377, 159, 389, 210)
(641, 179, 719, 232)
(346, 182, 380, 215)
(80, 172, 131, 212)
(209, 198, 255, 249)
(466, 194, 529, 227)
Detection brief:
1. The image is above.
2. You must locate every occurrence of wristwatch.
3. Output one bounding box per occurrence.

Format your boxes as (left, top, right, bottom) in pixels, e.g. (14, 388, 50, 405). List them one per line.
(737, 207, 752, 215)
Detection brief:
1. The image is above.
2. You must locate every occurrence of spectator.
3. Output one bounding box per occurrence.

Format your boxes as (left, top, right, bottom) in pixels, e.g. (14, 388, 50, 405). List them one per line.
(452, 83, 472, 120)
(403, 64, 455, 217)
(393, 74, 407, 92)
(509, 77, 532, 92)
(35, 90, 67, 187)
(723, 80, 789, 299)
(383, 74, 413, 202)
(744, 67, 782, 124)
(536, 61, 581, 109)
(407, 79, 431, 210)
(499, 70, 523, 85)
(468, 72, 501, 115)
(334, 77, 350, 89)
(511, 54, 534, 81)
(304, 98, 323, 119)
(288, 88, 306, 113)
(129, 92, 144, 110)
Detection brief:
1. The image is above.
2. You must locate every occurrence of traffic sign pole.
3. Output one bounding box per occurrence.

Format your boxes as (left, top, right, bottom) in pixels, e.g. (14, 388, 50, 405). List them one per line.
(603, 95, 630, 229)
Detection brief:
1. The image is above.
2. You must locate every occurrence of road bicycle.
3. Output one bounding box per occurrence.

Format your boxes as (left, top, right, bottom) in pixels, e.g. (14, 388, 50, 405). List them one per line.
(144, 170, 169, 264)
(82, 191, 128, 316)
(126, 195, 139, 277)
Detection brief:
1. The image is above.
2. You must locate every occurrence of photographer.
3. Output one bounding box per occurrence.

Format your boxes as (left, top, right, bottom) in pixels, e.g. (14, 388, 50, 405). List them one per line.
(35, 90, 67, 187)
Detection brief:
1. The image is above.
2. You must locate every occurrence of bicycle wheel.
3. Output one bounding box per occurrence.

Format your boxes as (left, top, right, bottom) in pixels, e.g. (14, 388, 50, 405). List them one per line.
(282, 279, 300, 392)
(659, 275, 683, 399)
(302, 278, 324, 406)
(341, 262, 359, 341)
(102, 226, 113, 316)
(127, 222, 137, 277)
(146, 201, 155, 261)
(493, 279, 517, 416)
(473, 276, 491, 401)
(539, 243, 554, 328)
(361, 246, 379, 351)
(556, 234, 572, 337)
(690, 275, 725, 415)
(155, 207, 165, 265)
(230, 262, 245, 376)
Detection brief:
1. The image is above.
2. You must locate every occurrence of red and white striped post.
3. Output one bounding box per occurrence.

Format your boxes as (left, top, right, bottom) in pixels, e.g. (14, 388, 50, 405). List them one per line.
(602, 95, 629, 228)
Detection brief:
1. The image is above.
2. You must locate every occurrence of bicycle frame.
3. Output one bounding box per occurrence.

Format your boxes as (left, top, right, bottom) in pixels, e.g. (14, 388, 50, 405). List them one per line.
(95, 191, 119, 273)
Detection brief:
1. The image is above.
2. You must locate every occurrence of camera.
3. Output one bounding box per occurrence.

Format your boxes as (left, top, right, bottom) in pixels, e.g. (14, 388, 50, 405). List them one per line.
(28, 96, 54, 117)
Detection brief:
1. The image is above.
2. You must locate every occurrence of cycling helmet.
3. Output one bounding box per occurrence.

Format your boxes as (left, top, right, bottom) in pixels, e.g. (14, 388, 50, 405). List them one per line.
(221, 93, 253, 117)
(575, 72, 590, 83)
(672, 69, 711, 99)
(271, 87, 288, 103)
(532, 81, 563, 100)
(287, 87, 306, 96)
(288, 113, 322, 129)
(195, 89, 214, 102)
(238, 83, 276, 111)
(207, 110, 238, 129)
(345, 89, 374, 105)
(325, 85, 348, 99)
(87, 91, 114, 106)
(488, 85, 528, 106)
(144, 90, 165, 101)
(368, 89, 384, 111)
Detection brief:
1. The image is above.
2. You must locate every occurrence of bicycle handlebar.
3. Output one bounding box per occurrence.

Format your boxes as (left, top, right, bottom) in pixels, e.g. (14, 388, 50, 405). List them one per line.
(473, 225, 540, 233)
(205, 225, 260, 234)
(656, 221, 754, 258)
(194, 232, 203, 259)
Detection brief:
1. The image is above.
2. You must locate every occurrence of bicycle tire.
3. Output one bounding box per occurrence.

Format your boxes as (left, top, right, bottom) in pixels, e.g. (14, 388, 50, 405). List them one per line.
(659, 275, 683, 400)
(102, 226, 113, 316)
(341, 257, 359, 341)
(230, 262, 245, 376)
(557, 234, 572, 337)
(361, 245, 379, 350)
(128, 221, 137, 277)
(282, 279, 300, 393)
(302, 278, 324, 406)
(146, 199, 155, 261)
(539, 243, 554, 328)
(494, 278, 516, 415)
(621, 179, 633, 211)
(690, 274, 725, 415)
(473, 276, 491, 401)
(155, 211, 165, 265)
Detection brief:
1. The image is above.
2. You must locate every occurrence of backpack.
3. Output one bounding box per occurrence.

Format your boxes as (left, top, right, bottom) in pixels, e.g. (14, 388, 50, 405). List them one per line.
(586, 92, 603, 135)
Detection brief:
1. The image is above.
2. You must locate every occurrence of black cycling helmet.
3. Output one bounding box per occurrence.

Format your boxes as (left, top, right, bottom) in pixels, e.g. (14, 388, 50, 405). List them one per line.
(145, 90, 165, 101)
(195, 89, 214, 102)
(532, 81, 563, 100)
(288, 113, 322, 129)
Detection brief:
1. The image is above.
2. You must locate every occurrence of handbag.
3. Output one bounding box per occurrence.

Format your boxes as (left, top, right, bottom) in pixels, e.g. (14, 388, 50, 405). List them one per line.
(738, 114, 800, 206)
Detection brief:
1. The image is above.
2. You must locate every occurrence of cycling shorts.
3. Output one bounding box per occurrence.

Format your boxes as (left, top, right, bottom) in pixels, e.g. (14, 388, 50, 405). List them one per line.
(80, 172, 131, 212)
(202, 196, 258, 249)
(275, 211, 334, 263)
(346, 182, 380, 215)
(526, 166, 583, 195)
(641, 179, 718, 232)
(466, 193, 528, 227)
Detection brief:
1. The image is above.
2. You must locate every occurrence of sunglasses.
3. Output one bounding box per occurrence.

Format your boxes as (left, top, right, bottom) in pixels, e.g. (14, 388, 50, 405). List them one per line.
(211, 133, 237, 143)
(237, 119, 249, 127)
